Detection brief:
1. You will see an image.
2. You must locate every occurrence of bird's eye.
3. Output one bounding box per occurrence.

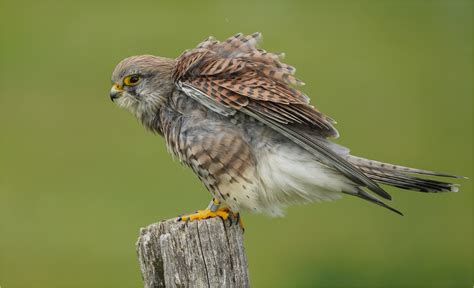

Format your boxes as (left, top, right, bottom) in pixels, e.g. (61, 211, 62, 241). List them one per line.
(123, 75, 141, 86)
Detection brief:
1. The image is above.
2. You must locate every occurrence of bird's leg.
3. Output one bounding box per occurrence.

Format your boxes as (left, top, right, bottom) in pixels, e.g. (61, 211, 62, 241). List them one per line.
(207, 197, 221, 212)
(177, 198, 231, 222)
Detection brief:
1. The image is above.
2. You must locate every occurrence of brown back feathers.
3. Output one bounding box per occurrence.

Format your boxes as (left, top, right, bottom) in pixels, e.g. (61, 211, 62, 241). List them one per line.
(172, 33, 338, 138)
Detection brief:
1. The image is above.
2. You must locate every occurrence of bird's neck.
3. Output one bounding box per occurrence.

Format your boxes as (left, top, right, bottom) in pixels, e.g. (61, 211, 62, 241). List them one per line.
(139, 87, 179, 136)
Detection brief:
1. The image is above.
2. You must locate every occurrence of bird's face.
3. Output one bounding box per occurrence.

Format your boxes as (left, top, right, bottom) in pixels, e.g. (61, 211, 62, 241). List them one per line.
(110, 55, 175, 120)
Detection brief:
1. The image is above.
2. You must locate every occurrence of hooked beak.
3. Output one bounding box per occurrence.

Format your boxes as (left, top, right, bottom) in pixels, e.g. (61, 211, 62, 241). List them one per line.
(110, 83, 123, 101)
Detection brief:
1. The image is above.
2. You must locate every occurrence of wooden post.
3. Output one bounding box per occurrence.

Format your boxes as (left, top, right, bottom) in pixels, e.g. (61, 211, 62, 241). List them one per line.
(136, 217, 249, 288)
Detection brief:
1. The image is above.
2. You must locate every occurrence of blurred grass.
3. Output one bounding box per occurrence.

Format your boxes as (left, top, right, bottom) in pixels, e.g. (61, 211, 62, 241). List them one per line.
(0, 0, 472, 287)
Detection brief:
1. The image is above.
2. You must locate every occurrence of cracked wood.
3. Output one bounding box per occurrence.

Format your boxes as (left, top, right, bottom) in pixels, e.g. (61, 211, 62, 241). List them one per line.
(136, 217, 249, 288)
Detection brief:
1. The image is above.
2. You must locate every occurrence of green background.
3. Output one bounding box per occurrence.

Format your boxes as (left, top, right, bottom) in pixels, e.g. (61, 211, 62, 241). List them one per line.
(0, 0, 472, 287)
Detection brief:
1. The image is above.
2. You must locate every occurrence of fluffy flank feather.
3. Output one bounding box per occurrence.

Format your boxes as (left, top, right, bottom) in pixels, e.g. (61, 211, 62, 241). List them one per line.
(242, 107, 393, 200)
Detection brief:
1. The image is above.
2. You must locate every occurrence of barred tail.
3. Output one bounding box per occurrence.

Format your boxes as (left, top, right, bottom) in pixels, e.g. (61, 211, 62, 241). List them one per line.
(341, 155, 464, 215)
(347, 155, 462, 193)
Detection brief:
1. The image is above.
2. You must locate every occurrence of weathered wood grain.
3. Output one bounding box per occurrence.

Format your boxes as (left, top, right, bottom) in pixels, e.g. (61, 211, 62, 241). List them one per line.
(136, 217, 249, 288)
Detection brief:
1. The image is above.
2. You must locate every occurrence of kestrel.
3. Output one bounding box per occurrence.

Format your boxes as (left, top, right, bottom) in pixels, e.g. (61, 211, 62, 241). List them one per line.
(110, 33, 460, 221)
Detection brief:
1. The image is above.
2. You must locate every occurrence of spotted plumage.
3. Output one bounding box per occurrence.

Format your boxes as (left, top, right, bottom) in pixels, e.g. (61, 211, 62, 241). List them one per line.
(110, 33, 461, 217)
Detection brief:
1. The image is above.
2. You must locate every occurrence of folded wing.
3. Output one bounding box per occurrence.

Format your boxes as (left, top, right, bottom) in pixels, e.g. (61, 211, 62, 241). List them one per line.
(172, 33, 392, 201)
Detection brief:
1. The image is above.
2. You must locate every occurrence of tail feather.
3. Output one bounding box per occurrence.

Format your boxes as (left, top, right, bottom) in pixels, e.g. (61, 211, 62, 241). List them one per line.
(348, 155, 463, 179)
(345, 188, 404, 216)
(347, 155, 460, 193)
(360, 168, 459, 193)
(340, 155, 464, 215)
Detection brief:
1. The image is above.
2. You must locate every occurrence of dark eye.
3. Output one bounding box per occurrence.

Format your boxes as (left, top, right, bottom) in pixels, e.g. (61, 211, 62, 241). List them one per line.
(123, 75, 141, 86)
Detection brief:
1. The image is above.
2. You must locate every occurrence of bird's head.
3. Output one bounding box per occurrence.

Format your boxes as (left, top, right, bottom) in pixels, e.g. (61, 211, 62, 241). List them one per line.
(110, 55, 176, 121)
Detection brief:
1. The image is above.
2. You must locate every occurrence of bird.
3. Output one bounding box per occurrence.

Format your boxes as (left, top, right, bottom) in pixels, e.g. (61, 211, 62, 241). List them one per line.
(110, 32, 461, 222)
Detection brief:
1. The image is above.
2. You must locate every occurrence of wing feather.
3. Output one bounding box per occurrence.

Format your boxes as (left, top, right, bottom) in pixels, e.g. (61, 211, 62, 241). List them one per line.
(241, 107, 392, 200)
(172, 33, 391, 200)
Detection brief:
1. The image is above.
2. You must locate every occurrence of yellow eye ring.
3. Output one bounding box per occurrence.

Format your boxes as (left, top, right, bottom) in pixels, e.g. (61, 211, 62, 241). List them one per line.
(123, 75, 141, 86)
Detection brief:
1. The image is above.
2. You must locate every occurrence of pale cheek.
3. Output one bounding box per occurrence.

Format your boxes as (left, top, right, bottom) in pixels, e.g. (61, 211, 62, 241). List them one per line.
(116, 93, 139, 111)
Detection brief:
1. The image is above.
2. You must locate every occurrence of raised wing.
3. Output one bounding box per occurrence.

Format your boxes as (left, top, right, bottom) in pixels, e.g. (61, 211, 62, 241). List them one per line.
(172, 33, 391, 200)
(172, 32, 338, 138)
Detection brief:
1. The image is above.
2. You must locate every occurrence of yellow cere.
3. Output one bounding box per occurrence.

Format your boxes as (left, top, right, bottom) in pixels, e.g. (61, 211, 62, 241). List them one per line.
(113, 83, 123, 90)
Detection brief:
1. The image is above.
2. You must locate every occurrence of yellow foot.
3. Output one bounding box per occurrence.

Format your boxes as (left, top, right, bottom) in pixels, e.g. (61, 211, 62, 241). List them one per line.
(178, 208, 231, 222)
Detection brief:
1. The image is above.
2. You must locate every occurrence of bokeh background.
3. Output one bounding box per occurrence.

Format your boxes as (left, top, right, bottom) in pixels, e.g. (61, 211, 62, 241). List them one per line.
(0, 0, 472, 287)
